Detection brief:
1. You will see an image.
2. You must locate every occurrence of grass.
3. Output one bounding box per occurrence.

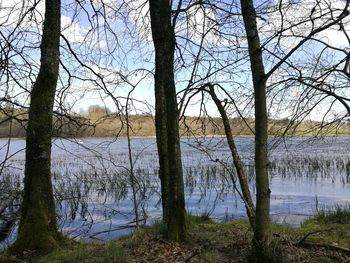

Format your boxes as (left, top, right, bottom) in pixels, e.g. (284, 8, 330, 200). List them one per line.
(36, 242, 127, 263)
(186, 213, 213, 225)
(2, 212, 350, 262)
(314, 204, 350, 224)
(0, 240, 128, 263)
(3, 110, 349, 138)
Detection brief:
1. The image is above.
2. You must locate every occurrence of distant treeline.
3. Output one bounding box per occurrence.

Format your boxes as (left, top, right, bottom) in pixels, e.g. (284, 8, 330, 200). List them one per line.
(0, 107, 349, 138)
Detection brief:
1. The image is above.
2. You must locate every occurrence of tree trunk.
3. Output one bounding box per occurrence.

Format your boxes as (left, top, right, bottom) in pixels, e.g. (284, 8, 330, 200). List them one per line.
(10, 0, 61, 255)
(149, 0, 186, 241)
(206, 84, 256, 228)
(126, 95, 140, 228)
(240, 0, 271, 260)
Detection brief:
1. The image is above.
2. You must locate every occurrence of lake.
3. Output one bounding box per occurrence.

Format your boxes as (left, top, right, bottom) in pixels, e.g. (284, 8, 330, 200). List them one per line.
(0, 136, 349, 247)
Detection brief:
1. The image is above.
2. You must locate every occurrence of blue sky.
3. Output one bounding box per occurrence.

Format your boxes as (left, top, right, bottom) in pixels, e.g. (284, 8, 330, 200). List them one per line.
(0, 0, 349, 122)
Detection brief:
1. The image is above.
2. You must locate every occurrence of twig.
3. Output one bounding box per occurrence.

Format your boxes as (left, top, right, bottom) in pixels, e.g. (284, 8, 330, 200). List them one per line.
(89, 223, 136, 239)
(295, 227, 350, 255)
(297, 228, 336, 245)
(300, 242, 350, 254)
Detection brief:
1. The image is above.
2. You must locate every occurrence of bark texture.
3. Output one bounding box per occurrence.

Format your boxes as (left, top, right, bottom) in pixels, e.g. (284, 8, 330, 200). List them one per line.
(240, 0, 271, 260)
(149, 0, 186, 241)
(10, 0, 61, 254)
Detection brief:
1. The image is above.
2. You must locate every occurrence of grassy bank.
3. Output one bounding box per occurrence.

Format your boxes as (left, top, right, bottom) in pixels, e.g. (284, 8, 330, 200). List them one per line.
(1, 109, 349, 138)
(1, 212, 350, 263)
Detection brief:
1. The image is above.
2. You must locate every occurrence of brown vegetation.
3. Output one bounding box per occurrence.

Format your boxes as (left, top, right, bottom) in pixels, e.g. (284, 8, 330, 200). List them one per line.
(0, 108, 349, 139)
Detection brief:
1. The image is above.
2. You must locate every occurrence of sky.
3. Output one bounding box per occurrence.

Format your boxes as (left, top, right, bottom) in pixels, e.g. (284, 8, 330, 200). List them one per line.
(0, 0, 349, 122)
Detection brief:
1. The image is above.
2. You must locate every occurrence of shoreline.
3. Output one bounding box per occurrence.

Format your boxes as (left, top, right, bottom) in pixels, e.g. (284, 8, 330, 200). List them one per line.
(1, 133, 350, 140)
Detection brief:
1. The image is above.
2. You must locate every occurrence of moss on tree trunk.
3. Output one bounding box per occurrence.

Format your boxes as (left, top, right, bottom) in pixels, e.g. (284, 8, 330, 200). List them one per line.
(10, 0, 61, 255)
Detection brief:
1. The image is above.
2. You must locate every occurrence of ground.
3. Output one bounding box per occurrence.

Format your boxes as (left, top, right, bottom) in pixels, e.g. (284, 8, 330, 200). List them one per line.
(1, 213, 350, 263)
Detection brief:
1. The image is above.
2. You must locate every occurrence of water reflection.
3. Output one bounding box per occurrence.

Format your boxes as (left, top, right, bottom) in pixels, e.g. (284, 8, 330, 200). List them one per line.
(0, 136, 349, 248)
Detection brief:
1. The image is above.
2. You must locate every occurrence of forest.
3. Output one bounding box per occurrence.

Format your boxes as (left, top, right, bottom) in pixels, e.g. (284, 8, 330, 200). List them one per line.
(0, 0, 350, 262)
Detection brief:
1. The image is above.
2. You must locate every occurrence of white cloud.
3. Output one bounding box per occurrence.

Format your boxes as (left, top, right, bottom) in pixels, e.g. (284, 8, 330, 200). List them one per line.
(258, 0, 350, 49)
(125, 0, 152, 42)
(176, 5, 220, 46)
(0, 0, 45, 30)
(61, 15, 89, 44)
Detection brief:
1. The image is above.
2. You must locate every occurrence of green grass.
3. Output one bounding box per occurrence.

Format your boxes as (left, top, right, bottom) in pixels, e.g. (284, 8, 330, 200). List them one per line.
(35, 242, 126, 263)
(2, 211, 350, 263)
(296, 206, 350, 249)
(314, 204, 350, 224)
(186, 213, 213, 225)
(0, 242, 127, 263)
(139, 214, 213, 236)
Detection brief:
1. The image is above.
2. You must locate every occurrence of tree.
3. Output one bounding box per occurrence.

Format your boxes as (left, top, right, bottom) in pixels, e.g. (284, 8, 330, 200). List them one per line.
(238, 0, 350, 260)
(205, 83, 256, 227)
(167, 1, 349, 258)
(10, 0, 61, 254)
(149, 0, 187, 241)
(240, 0, 270, 258)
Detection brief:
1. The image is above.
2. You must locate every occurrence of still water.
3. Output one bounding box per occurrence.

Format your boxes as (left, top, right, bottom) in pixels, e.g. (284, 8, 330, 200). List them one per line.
(0, 136, 349, 247)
